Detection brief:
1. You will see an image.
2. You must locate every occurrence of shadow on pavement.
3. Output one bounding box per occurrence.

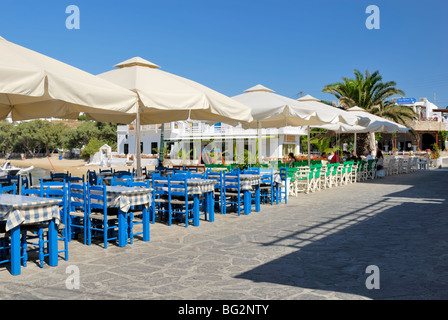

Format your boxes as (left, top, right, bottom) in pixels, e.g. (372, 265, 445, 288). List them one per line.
(235, 170, 448, 299)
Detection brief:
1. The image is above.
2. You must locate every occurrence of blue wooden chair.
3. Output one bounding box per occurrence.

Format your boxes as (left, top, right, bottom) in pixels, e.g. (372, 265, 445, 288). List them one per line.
(87, 184, 119, 249)
(170, 175, 195, 227)
(41, 181, 69, 263)
(127, 180, 150, 243)
(206, 170, 225, 214)
(152, 174, 171, 225)
(277, 167, 288, 204)
(224, 171, 243, 216)
(0, 222, 10, 267)
(260, 168, 274, 205)
(67, 181, 88, 244)
(20, 181, 67, 268)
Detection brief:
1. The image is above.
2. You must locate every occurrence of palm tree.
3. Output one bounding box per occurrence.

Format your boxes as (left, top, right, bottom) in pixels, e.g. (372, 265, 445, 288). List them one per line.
(323, 69, 417, 123)
(323, 69, 417, 154)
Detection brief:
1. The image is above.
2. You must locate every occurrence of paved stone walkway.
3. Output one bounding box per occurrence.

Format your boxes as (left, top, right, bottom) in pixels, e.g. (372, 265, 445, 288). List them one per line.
(1, 164, 448, 300)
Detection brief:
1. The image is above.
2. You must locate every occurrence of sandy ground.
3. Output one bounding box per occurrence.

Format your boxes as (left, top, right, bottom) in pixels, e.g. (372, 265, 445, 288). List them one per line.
(8, 154, 153, 177)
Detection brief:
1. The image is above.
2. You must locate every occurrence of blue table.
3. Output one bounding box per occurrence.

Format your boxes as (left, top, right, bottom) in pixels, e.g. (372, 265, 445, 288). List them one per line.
(97, 186, 152, 247)
(0, 194, 60, 275)
(152, 178, 216, 226)
(225, 174, 261, 215)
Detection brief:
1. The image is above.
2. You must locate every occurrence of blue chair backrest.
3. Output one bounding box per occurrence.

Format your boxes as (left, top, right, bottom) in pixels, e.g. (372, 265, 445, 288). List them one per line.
(152, 173, 170, 198)
(87, 170, 97, 185)
(21, 184, 43, 197)
(87, 184, 107, 212)
(225, 171, 240, 190)
(245, 167, 261, 175)
(114, 170, 131, 177)
(206, 170, 224, 189)
(0, 182, 17, 195)
(68, 181, 87, 213)
(261, 168, 274, 183)
(170, 175, 188, 198)
(111, 176, 131, 187)
(129, 180, 150, 188)
(69, 175, 85, 183)
(42, 180, 68, 219)
(50, 172, 70, 181)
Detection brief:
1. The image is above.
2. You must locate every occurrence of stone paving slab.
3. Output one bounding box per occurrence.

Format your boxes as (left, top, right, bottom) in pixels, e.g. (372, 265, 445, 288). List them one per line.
(1, 166, 448, 300)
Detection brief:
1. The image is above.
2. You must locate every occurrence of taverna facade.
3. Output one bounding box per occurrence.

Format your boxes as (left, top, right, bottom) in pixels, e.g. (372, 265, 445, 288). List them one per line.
(116, 121, 307, 166)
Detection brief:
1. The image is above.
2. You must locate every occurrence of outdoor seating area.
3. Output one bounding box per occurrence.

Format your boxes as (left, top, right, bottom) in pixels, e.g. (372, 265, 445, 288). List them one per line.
(282, 155, 427, 197)
(0, 163, 290, 276)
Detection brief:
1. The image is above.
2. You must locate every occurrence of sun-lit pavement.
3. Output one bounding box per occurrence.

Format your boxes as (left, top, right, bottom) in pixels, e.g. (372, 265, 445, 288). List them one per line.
(1, 164, 448, 300)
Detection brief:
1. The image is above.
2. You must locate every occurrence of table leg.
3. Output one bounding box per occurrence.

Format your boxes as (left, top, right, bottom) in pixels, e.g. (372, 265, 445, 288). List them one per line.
(208, 191, 215, 222)
(118, 209, 127, 247)
(193, 194, 200, 226)
(244, 190, 251, 215)
(143, 207, 150, 242)
(255, 184, 260, 212)
(48, 219, 58, 267)
(10, 226, 21, 276)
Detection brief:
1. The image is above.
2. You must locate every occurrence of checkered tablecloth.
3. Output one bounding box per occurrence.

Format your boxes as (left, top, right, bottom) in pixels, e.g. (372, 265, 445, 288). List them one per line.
(91, 186, 152, 213)
(225, 174, 261, 191)
(0, 194, 61, 232)
(153, 179, 216, 196)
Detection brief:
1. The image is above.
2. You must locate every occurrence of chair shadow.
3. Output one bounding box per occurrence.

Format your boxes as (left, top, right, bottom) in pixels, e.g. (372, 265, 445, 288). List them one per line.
(235, 170, 448, 299)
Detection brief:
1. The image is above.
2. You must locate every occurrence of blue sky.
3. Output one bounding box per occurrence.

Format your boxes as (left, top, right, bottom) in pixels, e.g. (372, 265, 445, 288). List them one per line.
(1, 0, 447, 107)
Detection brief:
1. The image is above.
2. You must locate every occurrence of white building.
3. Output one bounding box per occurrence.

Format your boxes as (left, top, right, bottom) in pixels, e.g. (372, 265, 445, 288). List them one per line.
(117, 121, 307, 165)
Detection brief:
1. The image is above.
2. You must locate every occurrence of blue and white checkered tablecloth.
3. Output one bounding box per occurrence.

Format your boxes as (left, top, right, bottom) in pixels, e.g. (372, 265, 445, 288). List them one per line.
(153, 179, 216, 195)
(225, 174, 261, 191)
(0, 194, 61, 232)
(90, 186, 152, 213)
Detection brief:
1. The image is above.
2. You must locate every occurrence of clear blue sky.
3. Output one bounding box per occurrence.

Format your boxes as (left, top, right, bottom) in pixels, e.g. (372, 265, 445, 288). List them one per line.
(1, 0, 447, 107)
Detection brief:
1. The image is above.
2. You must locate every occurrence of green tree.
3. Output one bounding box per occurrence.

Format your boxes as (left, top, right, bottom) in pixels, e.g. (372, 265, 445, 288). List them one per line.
(11, 121, 40, 155)
(322, 69, 417, 154)
(0, 121, 14, 154)
(323, 69, 417, 123)
(64, 121, 100, 150)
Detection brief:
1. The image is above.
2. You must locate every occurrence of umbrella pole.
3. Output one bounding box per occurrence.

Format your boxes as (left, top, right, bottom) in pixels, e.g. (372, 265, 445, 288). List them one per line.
(135, 108, 142, 179)
(307, 126, 311, 166)
(354, 132, 357, 156)
(159, 124, 165, 167)
(258, 121, 262, 164)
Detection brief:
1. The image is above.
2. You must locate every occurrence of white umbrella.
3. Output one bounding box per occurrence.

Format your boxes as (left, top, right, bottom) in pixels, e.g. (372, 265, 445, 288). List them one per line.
(98, 57, 254, 176)
(232, 85, 359, 165)
(314, 106, 410, 154)
(0, 36, 139, 123)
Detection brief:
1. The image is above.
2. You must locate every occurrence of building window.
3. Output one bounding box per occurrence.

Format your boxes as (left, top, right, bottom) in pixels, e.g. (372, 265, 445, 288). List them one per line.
(151, 142, 158, 154)
(124, 143, 129, 155)
(282, 144, 295, 156)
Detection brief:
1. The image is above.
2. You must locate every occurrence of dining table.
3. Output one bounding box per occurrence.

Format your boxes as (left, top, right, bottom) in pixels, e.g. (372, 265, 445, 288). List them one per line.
(0, 194, 61, 275)
(88, 185, 152, 247)
(152, 178, 216, 226)
(225, 173, 262, 215)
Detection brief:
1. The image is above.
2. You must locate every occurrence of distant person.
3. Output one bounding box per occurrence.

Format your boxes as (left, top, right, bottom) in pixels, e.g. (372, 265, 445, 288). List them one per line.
(376, 147, 384, 159)
(376, 147, 384, 170)
(321, 152, 327, 160)
(350, 151, 359, 163)
(330, 150, 341, 164)
(364, 150, 373, 161)
(288, 153, 296, 167)
(328, 151, 334, 161)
